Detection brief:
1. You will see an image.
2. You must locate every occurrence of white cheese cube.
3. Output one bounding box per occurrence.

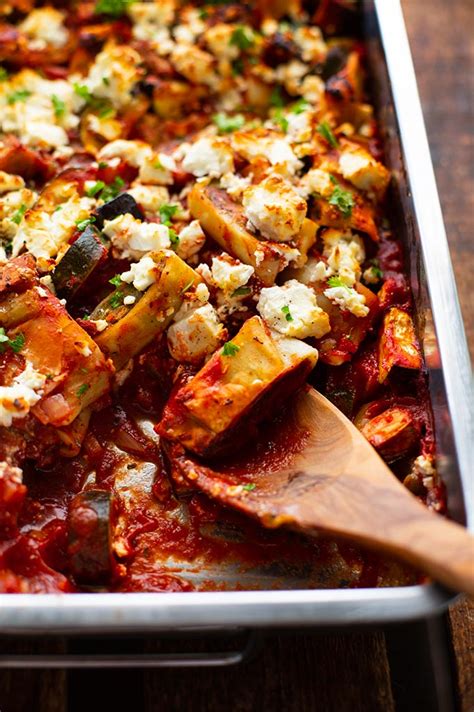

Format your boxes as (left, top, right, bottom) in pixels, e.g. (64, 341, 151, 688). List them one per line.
(167, 302, 226, 364)
(98, 140, 153, 168)
(0, 361, 46, 428)
(323, 284, 369, 317)
(103, 214, 171, 260)
(322, 229, 365, 285)
(176, 220, 206, 260)
(120, 254, 159, 292)
(183, 137, 234, 178)
(211, 255, 254, 293)
(339, 145, 390, 197)
(257, 280, 330, 339)
(127, 184, 170, 217)
(242, 175, 307, 242)
(19, 8, 68, 48)
(138, 153, 177, 186)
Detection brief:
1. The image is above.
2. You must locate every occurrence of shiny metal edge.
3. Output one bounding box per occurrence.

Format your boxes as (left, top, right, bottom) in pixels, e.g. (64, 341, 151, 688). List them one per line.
(0, 0, 470, 633)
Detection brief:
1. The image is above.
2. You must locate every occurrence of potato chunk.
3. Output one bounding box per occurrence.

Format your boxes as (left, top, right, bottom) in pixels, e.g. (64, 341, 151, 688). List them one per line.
(378, 307, 422, 383)
(157, 315, 318, 457)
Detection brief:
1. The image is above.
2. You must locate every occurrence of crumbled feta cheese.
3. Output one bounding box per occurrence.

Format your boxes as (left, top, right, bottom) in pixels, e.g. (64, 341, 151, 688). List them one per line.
(0, 171, 24, 194)
(287, 258, 331, 285)
(90, 319, 108, 333)
(242, 175, 307, 242)
(138, 153, 177, 186)
(275, 60, 308, 96)
(0, 361, 46, 428)
(182, 137, 234, 178)
(167, 301, 226, 364)
(84, 45, 141, 109)
(322, 230, 365, 285)
(211, 255, 254, 293)
(363, 266, 381, 284)
(173, 7, 205, 43)
(298, 168, 334, 199)
(171, 43, 217, 88)
(285, 110, 314, 144)
(120, 254, 158, 292)
(219, 172, 252, 198)
(300, 75, 325, 104)
(127, 184, 170, 217)
(204, 23, 239, 60)
(128, 1, 176, 50)
(103, 214, 171, 260)
(74, 342, 92, 357)
(123, 295, 137, 306)
(98, 140, 153, 168)
(176, 220, 206, 260)
(12, 194, 95, 261)
(257, 280, 330, 339)
(339, 145, 391, 196)
(293, 27, 326, 63)
(195, 283, 210, 302)
(232, 131, 302, 175)
(267, 139, 303, 176)
(19, 7, 68, 49)
(323, 284, 369, 317)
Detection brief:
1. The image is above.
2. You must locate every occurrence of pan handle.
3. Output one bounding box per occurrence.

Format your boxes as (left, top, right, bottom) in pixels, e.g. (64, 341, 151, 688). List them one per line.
(0, 631, 261, 669)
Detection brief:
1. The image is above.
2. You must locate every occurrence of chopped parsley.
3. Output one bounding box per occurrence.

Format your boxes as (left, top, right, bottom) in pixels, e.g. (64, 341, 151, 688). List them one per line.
(76, 383, 90, 398)
(94, 0, 133, 17)
(232, 286, 251, 297)
(181, 279, 195, 294)
(230, 26, 254, 51)
(327, 276, 352, 291)
(10, 204, 27, 225)
(273, 109, 288, 133)
(291, 98, 310, 114)
(169, 229, 179, 245)
(328, 177, 354, 218)
(281, 305, 293, 322)
(51, 94, 66, 119)
(73, 83, 92, 102)
(270, 87, 285, 108)
(367, 259, 383, 279)
(153, 159, 164, 170)
(86, 180, 106, 198)
(213, 112, 245, 134)
(99, 106, 115, 119)
(100, 176, 125, 202)
(0, 67, 8, 82)
(317, 121, 338, 148)
(97, 161, 108, 169)
(231, 58, 244, 77)
(159, 204, 179, 226)
(7, 90, 31, 105)
(75, 216, 95, 232)
(242, 483, 256, 492)
(222, 341, 240, 356)
(108, 292, 123, 309)
(109, 274, 122, 287)
(0, 328, 25, 354)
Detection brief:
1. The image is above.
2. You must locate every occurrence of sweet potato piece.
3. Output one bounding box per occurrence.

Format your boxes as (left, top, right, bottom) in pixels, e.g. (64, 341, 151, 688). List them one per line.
(157, 315, 318, 458)
(378, 307, 422, 383)
(95, 251, 201, 369)
(188, 184, 303, 286)
(312, 195, 379, 242)
(361, 406, 420, 462)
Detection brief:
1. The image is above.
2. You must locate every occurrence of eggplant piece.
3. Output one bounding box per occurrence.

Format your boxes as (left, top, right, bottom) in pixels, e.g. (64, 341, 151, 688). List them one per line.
(93, 193, 144, 230)
(378, 307, 422, 383)
(360, 406, 420, 463)
(52, 226, 108, 299)
(67, 489, 114, 585)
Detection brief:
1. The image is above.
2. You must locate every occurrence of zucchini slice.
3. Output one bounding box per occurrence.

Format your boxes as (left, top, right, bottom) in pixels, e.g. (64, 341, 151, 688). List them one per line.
(95, 250, 202, 369)
(67, 489, 114, 585)
(52, 226, 108, 299)
(94, 193, 144, 230)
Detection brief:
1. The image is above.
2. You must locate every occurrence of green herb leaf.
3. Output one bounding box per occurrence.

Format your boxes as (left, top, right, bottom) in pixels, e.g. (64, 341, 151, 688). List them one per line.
(86, 180, 106, 198)
(73, 83, 92, 102)
(231, 58, 244, 76)
(328, 180, 354, 218)
(181, 279, 195, 294)
(242, 483, 256, 491)
(317, 121, 338, 148)
(76, 383, 90, 398)
(270, 86, 285, 108)
(108, 292, 123, 309)
(230, 26, 254, 51)
(10, 204, 27, 225)
(75, 216, 95, 232)
(327, 276, 352, 290)
(9, 332, 25, 353)
(109, 274, 122, 287)
(100, 176, 125, 202)
(213, 112, 245, 134)
(51, 94, 66, 119)
(7, 89, 31, 105)
(291, 98, 310, 114)
(0, 67, 8, 82)
(273, 109, 288, 133)
(0, 328, 8, 344)
(168, 228, 179, 245)
(94, 0, 133, 17)
(159, 203, 179, 226)
(222, 341, 239, 356)
(281, 305, 293, 322)
(98, 106, 115, 119)
(232, 286, 251, 297)
(153, 159, 164, 170)
(97, 161, 108, 169)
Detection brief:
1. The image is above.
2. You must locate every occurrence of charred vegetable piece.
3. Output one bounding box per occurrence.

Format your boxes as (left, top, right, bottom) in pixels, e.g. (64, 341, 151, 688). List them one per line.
(189, 184, 302, 287)
(93, 193, 144, 230)
(67, 489, 114, 585)
(52, 226, 108, 299)
(157, 315, 318, 458)
(89, 282, 142, 324)
(378, 307, 422, 383)
(360, 406, 420, 462)
(95, 251, 201, 369)
(56, 407, 92, 457)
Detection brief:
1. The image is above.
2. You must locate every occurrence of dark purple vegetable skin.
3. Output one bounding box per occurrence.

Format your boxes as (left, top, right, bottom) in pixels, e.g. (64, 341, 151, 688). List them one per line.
(67, 489, 114, 585)
(52, 226, 108, 299)
(93, 193, 144, 230)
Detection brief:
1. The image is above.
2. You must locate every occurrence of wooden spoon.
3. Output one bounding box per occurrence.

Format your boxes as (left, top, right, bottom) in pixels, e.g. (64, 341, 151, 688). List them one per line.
(170, 387, 474, 595)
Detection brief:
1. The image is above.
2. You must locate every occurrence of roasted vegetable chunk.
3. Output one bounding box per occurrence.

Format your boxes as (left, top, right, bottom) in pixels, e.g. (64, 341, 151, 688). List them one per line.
(52, 226, 108, 299)
(94, 193, 144, 231)
(378, 307, 422, 383)
(67, 489, 114, 585)
(157, 315, 318, 457)
(359, 406, 420, 463)
(95, 250, 202, 369)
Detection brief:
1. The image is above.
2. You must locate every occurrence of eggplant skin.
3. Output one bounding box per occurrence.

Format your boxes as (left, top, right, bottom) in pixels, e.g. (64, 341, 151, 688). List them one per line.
(67, 489, 114, 585)
(93, 193, 144, 230)
(52, 226, 108, 299)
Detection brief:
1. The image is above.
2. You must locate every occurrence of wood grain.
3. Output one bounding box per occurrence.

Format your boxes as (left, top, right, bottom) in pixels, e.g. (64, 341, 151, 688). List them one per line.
(0, 1, 471, 711)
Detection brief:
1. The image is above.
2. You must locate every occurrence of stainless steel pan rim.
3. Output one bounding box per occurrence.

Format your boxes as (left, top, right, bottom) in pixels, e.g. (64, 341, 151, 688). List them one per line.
(0, 0, 471, 633)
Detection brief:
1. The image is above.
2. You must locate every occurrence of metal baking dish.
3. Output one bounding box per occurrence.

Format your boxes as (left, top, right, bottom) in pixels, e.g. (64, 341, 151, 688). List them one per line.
(0, 0, 471, 636)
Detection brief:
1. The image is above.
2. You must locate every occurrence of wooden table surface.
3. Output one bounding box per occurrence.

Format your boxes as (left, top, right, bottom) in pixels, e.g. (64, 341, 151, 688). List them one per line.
(0, 1, 472, 710)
